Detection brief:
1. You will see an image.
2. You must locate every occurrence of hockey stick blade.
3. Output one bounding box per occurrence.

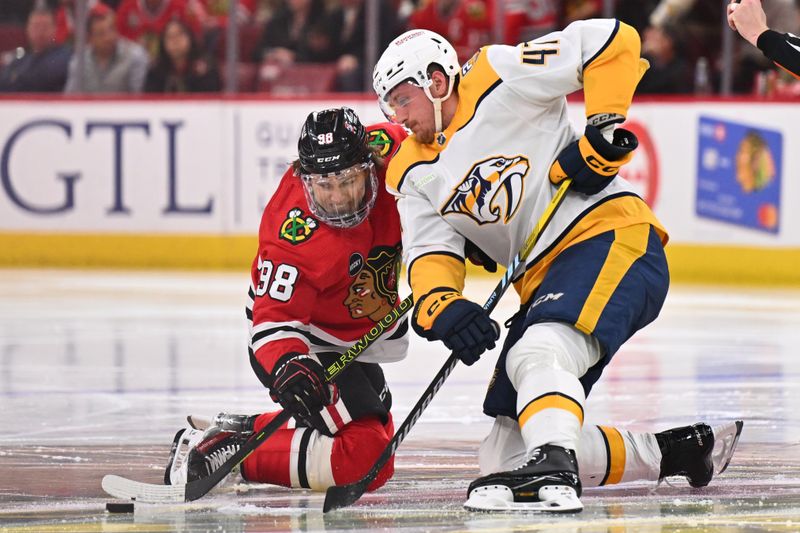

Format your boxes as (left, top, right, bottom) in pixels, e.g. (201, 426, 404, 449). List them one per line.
(324, 355, 459, 512)
(323, 179, 571, 512)
(101, 296, 414, 504)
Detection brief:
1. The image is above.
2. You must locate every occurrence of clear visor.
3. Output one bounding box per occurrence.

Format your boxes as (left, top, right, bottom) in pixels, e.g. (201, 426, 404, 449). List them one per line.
(301, 161, 377, 229)
(378, 81, 425, 123)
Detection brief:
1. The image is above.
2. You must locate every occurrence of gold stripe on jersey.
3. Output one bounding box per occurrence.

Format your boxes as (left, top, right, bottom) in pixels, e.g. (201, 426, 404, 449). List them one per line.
(583, 21, 642, 118)
(597, 425, 626, 485)
(518, 392, 584, 428)
(409, 252, 466, 301)
(386, 47, 502, 193)
(576, 224, 650, 335)
(517, 194, 667, 305)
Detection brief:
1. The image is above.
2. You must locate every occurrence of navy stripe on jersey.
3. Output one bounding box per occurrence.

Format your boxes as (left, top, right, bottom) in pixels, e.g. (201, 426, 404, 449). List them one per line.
(397, 154, 440, 194)
(584, 19, 620, 69)
(456, 78, 504, 133)
(511, 191, 640, 283)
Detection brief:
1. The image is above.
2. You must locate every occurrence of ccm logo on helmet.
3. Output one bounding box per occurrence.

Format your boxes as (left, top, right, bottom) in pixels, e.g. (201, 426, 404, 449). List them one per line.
(317, 155, 341, 163)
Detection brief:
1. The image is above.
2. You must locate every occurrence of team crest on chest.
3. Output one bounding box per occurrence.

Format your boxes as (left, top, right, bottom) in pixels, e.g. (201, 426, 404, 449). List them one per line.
(279, 208, 318, 244)
(441, 155, 530, 225)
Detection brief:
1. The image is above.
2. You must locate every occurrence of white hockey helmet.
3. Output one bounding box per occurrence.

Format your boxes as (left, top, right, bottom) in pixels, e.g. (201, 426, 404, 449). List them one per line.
(373, 30, 460, 130)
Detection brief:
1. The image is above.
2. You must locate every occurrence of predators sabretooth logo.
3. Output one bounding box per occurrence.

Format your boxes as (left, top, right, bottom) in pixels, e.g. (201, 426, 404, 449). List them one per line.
(441, 155, 530, 225)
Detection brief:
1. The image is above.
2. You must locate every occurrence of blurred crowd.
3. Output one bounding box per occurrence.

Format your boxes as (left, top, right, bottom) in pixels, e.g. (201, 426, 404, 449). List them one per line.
(0, 0, 798, 95)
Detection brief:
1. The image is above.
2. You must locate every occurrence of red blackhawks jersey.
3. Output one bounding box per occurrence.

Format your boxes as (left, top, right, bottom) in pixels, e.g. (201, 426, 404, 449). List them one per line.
(248, 122, 408, 375)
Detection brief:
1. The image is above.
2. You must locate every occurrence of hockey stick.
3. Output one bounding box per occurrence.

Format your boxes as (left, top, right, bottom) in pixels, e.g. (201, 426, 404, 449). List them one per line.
(102, 295, 414, 504)
(323, 179, 572, 512)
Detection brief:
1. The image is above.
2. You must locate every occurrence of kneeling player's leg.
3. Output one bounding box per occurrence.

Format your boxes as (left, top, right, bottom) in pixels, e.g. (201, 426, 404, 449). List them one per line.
(242, 412, 393, 491)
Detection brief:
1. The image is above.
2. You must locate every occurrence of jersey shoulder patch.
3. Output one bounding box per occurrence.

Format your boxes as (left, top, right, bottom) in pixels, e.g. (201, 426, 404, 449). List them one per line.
(278, 208, 318, 245)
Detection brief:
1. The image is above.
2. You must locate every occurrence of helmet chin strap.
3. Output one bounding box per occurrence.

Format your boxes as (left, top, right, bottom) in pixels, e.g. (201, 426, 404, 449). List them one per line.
(423, 73, 455, 135)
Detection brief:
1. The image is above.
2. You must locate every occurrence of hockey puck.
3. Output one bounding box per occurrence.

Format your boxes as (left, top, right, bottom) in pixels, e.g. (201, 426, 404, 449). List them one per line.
(105, 502, 135, 513)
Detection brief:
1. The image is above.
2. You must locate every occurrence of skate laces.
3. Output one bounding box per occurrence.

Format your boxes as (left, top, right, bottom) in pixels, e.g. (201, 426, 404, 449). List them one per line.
(203, 438, 241, 476)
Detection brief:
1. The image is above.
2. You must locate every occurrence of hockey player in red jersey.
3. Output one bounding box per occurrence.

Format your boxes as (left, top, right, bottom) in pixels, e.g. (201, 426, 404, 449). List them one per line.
(164, 107, 409, 492)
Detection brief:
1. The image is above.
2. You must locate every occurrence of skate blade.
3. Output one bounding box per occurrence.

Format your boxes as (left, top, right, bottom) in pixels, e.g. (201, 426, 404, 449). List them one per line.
(712, 420, 744, 475)
(187, 415, 212, 431)
(464, 485, 583, 513)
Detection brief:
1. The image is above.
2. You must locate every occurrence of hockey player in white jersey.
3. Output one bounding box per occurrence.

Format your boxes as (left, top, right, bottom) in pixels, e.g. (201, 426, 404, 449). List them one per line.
(373, 24, 743, 512)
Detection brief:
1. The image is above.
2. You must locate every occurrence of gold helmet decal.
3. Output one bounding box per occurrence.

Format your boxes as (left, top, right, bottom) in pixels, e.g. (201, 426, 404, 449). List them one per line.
(441, 155, 530, 225)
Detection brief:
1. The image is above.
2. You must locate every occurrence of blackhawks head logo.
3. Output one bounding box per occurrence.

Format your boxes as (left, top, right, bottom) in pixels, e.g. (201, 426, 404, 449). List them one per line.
(279, 209, 318, 245)
(441, 155, 529, 225)
(343, 245, 401, 321)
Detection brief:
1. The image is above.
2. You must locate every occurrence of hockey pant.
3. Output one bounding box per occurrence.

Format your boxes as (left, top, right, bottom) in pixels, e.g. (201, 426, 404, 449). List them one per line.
(483, 225, 669, 453)
(244, 357, 394, 491)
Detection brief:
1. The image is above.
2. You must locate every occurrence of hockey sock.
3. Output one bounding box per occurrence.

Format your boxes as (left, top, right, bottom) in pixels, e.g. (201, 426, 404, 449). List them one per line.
(577, 425, 661, 486)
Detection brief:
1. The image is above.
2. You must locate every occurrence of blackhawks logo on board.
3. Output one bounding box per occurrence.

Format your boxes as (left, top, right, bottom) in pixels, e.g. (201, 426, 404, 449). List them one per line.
(279, 209, 318, 244)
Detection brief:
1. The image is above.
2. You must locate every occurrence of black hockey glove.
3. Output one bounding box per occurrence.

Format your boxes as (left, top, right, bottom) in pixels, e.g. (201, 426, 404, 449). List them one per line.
(465, 239, 497, 273)
(270, 354, 338, 426)
(549, 124, 638, 195)
(416, 295, 500, 366)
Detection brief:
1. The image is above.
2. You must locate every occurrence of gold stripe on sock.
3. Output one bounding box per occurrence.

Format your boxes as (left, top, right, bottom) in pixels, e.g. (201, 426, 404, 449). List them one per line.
(598, 425, 626, 485)
(518, 392, 584, 428)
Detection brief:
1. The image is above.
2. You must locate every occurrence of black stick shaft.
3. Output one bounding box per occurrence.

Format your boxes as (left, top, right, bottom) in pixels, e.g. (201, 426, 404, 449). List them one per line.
(182, 295, 415, 501)
(323, 179, 571, 512)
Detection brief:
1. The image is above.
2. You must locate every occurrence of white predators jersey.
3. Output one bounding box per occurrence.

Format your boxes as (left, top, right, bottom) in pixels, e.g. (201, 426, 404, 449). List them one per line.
(386, 18, 667, 304)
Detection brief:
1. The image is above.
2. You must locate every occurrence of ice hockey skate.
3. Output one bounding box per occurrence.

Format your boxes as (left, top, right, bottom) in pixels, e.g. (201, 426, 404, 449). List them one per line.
(656, 420, 744, 487)
(186, 412, 257, 434)
(464, 444, 583, 512)
(164, 426, 248, 486)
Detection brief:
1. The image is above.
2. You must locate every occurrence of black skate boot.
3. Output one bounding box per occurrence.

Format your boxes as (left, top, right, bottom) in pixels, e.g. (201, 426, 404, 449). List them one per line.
(464, 444, 583, 512)
(656, 421, 743, 488)
(164, 426, 248, 485)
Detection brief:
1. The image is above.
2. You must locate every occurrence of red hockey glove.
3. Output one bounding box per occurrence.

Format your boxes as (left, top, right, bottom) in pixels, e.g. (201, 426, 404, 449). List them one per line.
(549, 125, 638, 195)
(270, 354, 338, 426)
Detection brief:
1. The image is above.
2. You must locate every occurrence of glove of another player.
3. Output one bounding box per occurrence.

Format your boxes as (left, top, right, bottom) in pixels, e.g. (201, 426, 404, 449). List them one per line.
(270, 354, 338, 425)
(549, 124, 638, 195)
(429, 298, 500, 366)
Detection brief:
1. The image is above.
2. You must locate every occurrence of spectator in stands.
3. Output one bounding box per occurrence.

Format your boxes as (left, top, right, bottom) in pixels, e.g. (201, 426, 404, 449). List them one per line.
(562, 0, 603, 25)
(64, 4, 148, 93)
(0, 1, 35, 25)
(614, 0, 660, 33)
(407, 0, 491, 62)
(330, 0, 399, 91)
(54, 0, 99, 44)
(145, 18, 222, 92)
(254, 0, 339, 65)
(0, 7, 72, 92)
(116, 0, 205, 60)
(200, 0, 256, 27)
(502, 0, 559, 44)
(636, 23, 691, 94)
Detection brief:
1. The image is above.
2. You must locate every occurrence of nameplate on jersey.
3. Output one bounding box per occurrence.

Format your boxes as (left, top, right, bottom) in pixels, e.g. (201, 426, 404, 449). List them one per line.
(279, 208, 318, 245)
(440, 155, 530, 225)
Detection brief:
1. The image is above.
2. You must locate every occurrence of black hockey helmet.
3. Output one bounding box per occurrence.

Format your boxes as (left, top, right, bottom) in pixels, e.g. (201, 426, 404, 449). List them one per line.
(298, 107, 371, 174)
(296, 107, 378, 229)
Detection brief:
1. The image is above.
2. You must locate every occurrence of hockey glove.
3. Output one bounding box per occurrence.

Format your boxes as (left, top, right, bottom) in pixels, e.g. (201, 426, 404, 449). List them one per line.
(413, 290, 500, 366)
(465, 239, 497, 273)
(549, 125, 638, 195)
(270, 354, 338, 426)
